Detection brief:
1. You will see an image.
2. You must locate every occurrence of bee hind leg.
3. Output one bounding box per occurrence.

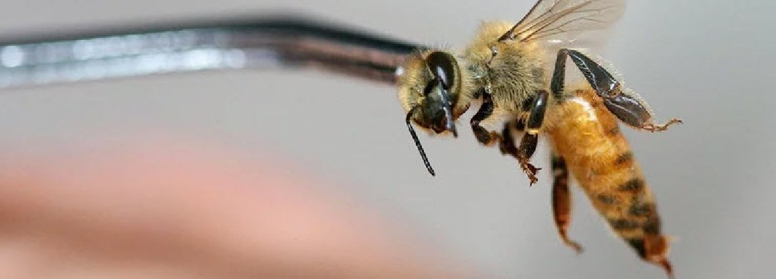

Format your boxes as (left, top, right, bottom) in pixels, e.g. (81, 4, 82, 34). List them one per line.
(640, 118, 683, 132)
(552, 48, 681, 132)
(551, 153, 583, 253)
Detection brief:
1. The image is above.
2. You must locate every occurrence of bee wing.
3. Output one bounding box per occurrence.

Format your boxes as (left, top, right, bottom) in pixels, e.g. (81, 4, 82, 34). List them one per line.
(499, 0, 625, 44)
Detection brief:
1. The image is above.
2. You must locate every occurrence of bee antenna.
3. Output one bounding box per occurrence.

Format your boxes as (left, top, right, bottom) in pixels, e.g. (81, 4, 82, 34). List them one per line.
(406, 106, 436, 176)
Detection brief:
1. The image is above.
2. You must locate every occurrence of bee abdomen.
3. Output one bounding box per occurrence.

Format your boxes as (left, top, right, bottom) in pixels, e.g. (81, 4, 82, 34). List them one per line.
(547, 88, 671, 270)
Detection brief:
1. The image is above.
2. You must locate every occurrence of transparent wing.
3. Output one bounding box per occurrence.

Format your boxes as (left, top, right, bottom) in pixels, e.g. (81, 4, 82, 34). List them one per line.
(499, 0, 625, 43)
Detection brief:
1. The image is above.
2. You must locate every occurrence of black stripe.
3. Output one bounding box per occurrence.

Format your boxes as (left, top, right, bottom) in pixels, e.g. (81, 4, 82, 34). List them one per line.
(628, 202, 653, 217)
(619, 178, 644, 192)
(615, 151, 633, 165)
(643, 216, 662, 234)
(596, 194, 618, 205)
(608, 218, 641, 230)
(626, 238, 647, 258)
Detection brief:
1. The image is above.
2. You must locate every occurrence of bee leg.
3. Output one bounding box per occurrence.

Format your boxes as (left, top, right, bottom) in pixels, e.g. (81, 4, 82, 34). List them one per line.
(552, 49, 681, 131)
(498, 121, 535, 183)
(470, 90, 502, 146)
(596, 87, 682, 132)
(551, 153, 583, 253)
(551, 48, 618, 100)
(515, 134, 541, 186)
(499, 91, 548, 185)
(518, 90, 550, 185)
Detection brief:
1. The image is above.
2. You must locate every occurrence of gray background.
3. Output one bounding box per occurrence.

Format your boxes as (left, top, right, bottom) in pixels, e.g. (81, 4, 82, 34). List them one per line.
(0, 0, 774, 278)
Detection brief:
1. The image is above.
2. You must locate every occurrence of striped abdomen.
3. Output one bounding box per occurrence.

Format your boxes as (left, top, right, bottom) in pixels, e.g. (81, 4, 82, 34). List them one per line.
(546, 88, 672, 276)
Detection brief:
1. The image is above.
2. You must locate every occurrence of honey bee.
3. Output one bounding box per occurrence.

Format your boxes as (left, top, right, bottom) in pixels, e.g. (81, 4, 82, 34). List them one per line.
(396, 0, 681, 277)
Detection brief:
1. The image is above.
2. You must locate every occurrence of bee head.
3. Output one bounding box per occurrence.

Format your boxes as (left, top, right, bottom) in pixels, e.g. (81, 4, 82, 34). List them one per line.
(397, 50, 463, 176)
(420, 51, 462, 134)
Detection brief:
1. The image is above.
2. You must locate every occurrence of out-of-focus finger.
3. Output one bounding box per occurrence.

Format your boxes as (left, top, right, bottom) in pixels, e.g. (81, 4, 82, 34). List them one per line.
(0, 138, 479, 279)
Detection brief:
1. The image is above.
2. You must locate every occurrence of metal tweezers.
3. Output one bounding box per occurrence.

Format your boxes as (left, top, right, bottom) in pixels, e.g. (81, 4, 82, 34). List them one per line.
(0, 15, 426, 89)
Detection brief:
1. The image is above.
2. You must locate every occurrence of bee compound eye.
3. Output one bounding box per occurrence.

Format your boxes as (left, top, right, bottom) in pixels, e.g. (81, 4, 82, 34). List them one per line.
(425, 51, 457, 90)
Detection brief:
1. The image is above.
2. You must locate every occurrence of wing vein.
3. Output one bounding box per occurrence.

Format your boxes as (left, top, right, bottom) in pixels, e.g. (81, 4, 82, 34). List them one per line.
(498, 0, 625, 45)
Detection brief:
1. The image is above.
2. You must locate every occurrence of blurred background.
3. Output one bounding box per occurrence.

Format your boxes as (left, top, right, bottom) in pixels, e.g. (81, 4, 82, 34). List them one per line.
(0, 0, 774, 278)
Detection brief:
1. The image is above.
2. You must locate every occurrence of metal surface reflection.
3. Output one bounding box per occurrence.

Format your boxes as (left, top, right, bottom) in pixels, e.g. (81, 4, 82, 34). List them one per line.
(0, 16, 424, 89)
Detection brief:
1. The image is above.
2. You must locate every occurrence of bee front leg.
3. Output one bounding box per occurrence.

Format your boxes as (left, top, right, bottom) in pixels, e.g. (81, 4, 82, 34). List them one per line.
(552, 48, 681, 131)
(551, 152, 583, 253)
(470, 90, 502, 146)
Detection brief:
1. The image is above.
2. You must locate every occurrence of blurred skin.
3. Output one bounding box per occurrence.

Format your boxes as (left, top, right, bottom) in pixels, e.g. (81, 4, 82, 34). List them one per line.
(0, 137, 477, 279)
